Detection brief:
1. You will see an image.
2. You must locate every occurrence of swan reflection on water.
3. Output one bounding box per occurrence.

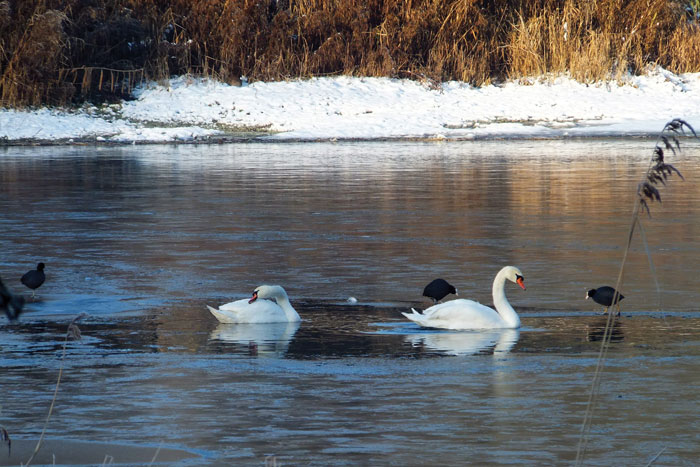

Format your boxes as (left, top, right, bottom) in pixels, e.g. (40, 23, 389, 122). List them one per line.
(405, 328, 520, 356)
(209, 321, 301, 357)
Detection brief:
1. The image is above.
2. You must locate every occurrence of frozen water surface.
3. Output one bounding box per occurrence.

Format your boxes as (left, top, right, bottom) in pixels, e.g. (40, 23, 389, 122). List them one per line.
(1, 140, 699, 465)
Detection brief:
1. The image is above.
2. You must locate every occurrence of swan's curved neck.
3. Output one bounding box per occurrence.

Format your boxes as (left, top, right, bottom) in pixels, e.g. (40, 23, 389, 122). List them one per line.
(492, 271, 521, 328)
(274, 293, 301, 322)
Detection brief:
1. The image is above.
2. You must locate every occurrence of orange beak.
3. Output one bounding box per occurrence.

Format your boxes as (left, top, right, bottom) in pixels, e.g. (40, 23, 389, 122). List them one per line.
(248, 291, 258, 304)
(517, 277, 526, 290)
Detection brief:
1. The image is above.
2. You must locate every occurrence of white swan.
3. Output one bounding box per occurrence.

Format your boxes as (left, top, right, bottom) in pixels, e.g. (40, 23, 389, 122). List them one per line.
(206, 285, 301, 323)
(402, 266, 525, 330)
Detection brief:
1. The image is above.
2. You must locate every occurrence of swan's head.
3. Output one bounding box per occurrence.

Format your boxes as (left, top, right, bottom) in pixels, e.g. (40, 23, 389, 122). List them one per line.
(503, 266, 526, 290)
(249, 285, 287, 304)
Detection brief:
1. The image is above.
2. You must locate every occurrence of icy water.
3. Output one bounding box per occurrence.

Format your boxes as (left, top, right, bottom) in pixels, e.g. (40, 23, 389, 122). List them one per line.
(1, 140, 699, 466)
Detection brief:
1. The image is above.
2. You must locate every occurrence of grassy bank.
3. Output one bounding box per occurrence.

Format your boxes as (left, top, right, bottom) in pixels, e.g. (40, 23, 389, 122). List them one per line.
(1, 0, 699, 107)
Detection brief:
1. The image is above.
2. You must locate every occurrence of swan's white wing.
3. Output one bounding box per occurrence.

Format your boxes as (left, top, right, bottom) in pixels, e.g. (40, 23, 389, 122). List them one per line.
(406, 299, 506, 330)
(207, 298, 287, 323)
(422, 299, 496, 319)
(218, 298, 259, 312)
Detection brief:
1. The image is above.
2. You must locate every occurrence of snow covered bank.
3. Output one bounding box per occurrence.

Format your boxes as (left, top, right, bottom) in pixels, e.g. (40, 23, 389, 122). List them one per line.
(1, 68, 699, 144)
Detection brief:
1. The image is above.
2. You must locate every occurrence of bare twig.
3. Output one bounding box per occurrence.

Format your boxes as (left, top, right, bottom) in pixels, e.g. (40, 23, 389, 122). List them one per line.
(24, 313, 87, 466)
(636, 217, 661, 310)
(148, 444, 162, 466)
(645, 446, 667, 466)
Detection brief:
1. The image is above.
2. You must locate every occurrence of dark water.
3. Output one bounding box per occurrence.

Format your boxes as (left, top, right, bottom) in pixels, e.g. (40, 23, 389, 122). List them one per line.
(1, 141, 699, 465)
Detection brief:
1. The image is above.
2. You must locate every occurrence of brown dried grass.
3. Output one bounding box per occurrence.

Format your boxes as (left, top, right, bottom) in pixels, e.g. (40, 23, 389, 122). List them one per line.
(0, 8, 69, 106)
(1, 0, 700, 107)
(507, 0, 689, 83)
(663, 21, 700, 72)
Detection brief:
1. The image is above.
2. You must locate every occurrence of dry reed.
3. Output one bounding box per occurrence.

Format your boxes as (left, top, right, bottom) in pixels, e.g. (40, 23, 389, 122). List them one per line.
(574, 119, 695, 465)
(24, 313, 85, 466)
(1, 0, 700, 107)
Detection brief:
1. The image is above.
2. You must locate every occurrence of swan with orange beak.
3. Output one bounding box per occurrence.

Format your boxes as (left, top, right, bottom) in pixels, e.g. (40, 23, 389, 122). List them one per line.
(403, 266, 526, 330)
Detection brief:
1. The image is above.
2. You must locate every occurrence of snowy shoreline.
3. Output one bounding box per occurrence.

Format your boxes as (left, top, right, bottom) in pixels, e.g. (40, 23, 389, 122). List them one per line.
(2, 68, 699, 145)
(0, 132, 674, 147)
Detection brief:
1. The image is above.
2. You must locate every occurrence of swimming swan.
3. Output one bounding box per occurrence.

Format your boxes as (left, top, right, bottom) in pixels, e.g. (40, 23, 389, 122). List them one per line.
(207, 285, 301, 324)
(402, 266, 525, 330)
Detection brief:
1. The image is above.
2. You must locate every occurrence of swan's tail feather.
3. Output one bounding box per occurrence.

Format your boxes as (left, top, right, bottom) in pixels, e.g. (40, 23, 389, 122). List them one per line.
(207, 305, 234, 323)
(402, 308, 426, 325)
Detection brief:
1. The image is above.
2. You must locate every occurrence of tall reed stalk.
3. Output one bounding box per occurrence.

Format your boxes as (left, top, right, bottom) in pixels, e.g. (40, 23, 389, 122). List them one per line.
(574, 119, 695, 465)
(24, 313, 85, 466)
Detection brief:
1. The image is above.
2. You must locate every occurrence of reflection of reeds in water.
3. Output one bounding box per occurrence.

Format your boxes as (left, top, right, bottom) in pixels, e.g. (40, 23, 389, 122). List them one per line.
(575, 119, 695, 465)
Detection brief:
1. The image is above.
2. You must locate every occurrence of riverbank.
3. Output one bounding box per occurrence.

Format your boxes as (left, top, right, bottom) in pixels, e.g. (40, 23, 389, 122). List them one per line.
(2, 68, 700, 145)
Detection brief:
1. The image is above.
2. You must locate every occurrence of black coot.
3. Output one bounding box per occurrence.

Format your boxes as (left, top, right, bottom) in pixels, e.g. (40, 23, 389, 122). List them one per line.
(586, 286, 624, 314)
(21, 262, 46, 299)
(423, 278, 457, 304)
(1, 276, 25, 320)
